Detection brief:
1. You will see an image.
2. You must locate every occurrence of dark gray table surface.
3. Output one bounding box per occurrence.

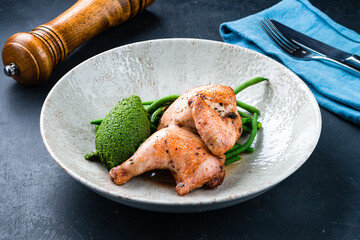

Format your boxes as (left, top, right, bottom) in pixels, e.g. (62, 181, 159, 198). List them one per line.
(1, 0, 359, 239)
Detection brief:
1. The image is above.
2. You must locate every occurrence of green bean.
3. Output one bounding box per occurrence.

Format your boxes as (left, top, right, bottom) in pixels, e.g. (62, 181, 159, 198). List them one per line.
(146, 95, 179, 114)
(225, 148, 240, 160)
(233, 77, 268, 95)
(241, 118, 251, 124)
(225, 155, 241, 165)
(237, 100, 260, 115)
(224, 113, 258, 159)
(246, 147, 254, 153)
(225, 144, 254, 156)
(143, 104, 151, 111)
(238, 111, 251, 119)
(150, 107, 164, 124)
(95, 125, 99, 131)
(91, 118, 104, 125)
(142, 100, 155, 105)
(242, 125, 251, 133)
(244, 121, 262, 130)
(225, 143, 241, 155)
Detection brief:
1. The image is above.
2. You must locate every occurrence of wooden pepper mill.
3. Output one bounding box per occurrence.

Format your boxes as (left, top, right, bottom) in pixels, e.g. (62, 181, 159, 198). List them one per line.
(2, 0, 154, 85)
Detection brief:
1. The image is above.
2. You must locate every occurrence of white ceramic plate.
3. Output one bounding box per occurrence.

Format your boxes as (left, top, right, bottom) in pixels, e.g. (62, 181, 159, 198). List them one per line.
(40, 38, 321, 212)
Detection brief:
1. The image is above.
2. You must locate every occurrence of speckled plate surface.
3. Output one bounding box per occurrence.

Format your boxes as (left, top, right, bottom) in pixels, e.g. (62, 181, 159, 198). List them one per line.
(40, 38, 321, 212)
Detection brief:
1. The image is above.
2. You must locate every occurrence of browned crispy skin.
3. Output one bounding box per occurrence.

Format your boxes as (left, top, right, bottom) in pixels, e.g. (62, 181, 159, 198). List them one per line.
(109, 126, 225, 196)
(158, 84, 242, 155)
(188, 95, 242, 156)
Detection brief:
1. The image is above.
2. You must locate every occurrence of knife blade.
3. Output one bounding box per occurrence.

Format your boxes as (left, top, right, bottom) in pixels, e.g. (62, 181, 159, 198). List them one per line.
(271, 19, 360, 70)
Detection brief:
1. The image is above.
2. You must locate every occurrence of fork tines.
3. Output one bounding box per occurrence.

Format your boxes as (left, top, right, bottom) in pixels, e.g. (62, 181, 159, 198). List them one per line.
(259, 18, 299, 54)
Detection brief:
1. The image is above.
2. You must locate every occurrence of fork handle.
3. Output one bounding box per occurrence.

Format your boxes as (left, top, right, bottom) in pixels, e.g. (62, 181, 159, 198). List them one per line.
(343, 55, 360, 72)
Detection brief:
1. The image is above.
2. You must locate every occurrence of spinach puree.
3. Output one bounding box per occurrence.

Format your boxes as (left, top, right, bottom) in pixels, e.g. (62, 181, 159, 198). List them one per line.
(85, 95, 150, 170)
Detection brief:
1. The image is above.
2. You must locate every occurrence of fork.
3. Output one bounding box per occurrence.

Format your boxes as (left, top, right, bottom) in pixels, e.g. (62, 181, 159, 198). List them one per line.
(259, 18, 360, 74)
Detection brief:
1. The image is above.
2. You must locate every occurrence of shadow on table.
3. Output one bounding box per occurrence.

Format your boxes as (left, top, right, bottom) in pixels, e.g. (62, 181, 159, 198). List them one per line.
(4, 10, 160, 118)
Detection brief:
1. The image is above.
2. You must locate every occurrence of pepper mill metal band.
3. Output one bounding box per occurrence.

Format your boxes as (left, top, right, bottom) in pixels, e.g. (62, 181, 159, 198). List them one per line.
(2, 0, 155, 85)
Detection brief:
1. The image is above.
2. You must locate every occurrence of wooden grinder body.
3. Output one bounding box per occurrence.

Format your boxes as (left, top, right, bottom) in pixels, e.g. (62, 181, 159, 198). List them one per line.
(2, 0, 154, 85)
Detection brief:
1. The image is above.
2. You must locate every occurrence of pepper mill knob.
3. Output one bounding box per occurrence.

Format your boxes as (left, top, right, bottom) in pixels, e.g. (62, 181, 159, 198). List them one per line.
(2, 0, 155, 85)
(4, 63, 19, 77)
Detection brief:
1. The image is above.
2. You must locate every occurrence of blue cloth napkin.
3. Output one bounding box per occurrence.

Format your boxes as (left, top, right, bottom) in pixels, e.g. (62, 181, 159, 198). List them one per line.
(220, 0, 360, 125)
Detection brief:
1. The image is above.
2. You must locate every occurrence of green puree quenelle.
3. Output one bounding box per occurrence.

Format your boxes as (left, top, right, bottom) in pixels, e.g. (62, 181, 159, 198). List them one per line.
(85, 95, 151, 170)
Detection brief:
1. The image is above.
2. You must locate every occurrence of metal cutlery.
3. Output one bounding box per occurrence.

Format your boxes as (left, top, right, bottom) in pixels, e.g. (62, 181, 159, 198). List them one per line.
(259, 18, 360, 74)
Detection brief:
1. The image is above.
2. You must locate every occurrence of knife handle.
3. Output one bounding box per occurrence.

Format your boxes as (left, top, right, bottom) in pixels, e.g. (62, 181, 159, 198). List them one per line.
(343, 55, 360, 72)
(314, 55, 360, 75)
(2, 0, 155, 85)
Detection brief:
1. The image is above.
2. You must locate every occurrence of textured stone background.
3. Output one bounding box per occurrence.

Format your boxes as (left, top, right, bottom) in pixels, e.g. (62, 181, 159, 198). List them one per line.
(0, 0, 359, 239)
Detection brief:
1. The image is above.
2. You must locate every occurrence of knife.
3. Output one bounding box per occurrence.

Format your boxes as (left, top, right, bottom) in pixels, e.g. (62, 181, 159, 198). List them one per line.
(271, 20, 360, 73)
